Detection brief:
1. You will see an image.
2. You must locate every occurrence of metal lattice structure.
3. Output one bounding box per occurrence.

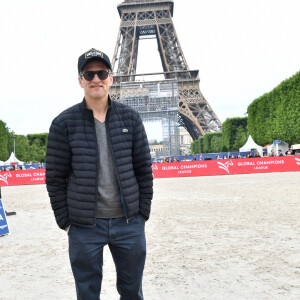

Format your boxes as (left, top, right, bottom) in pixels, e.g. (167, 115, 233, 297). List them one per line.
(110, 0, 222, 146)
(120, 80, 180, 156)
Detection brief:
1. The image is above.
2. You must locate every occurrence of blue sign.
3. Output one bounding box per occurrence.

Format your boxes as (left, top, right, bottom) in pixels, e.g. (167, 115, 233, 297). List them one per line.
(273, 140, 281, 144)
(0, 199, 10, 236)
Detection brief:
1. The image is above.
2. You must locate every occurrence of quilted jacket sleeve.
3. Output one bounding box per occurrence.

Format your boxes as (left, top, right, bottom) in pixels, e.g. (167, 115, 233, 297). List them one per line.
(46, 118, 72, 230)
(132, 113, 153, 220)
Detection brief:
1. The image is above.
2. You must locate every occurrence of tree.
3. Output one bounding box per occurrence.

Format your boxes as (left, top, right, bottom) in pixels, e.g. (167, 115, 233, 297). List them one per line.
(222, 117, 248, 151)
(15, 135, 31, 162)
(248, 71, 300, 145)
(210, 132, 223, 152)
(0, 122, 48, 163)
(0, 120, 9, 161)
(232, 126, 247, 151)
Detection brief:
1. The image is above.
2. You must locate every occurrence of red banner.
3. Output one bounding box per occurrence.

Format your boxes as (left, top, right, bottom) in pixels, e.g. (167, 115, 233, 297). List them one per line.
(152, 156, 300, 178)
(0, 156, 299, 186)
(0, 169, 45, 186)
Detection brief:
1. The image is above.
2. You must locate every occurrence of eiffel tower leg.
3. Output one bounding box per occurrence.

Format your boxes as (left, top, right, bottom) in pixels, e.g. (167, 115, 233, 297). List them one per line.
(178, 80, 222, 135)
(155, 23, 169, 72)
(129, 33, 139, 80)
(156, 22, 189, 72)
(115, 26, 137, 76)
(112, 11, 139, 78)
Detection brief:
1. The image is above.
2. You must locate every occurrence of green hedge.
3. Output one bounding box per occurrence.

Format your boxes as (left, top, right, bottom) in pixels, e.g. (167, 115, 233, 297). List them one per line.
(198, 136, 204, 153)
(247, 71, 300, 145)
(222, 117, 248, 151)
(191, 132, 223, 153)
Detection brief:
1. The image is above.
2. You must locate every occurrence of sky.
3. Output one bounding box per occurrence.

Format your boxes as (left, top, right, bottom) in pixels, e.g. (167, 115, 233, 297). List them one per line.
(0, 0, 299, 140)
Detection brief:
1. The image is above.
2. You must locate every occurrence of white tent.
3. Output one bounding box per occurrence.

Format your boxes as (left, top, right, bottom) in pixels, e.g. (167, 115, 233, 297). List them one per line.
(0, 160, 5, 166)
(3, 152, 24, 165)
(292, 144, 300, 150)
(239, 135, 263, 156)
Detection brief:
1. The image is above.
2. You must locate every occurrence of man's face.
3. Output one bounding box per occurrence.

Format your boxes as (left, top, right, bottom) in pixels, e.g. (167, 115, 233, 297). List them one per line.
(78, 60, 113, 101)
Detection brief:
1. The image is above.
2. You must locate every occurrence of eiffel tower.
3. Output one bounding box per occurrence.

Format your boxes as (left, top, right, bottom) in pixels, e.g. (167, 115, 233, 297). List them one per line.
(110, 0, 222, 141)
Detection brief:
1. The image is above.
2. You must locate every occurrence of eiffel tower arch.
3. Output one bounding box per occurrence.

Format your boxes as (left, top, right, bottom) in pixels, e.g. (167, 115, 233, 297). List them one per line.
(110, 0, 222, 155)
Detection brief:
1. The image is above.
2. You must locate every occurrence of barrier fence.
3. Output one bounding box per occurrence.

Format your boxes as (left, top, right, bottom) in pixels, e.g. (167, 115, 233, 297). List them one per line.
(0, 156, 300, 186)
(152, 156, 300, 178)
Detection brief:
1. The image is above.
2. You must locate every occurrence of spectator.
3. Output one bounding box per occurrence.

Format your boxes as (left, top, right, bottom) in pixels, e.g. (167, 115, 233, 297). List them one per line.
(269, 149, 275, 157)
(162, 156, 167, 163)
(199, 154, 205, 161)
(10, 165, 16, 171)
(286, 148, 295, 156)
(222, 155, 227, 159)
(278, 149, 284, 156)
(215, 155, 220, 160)
(1, 166, 6, 171)
(192, 156, 197, 161)
(174, 157, 179, 162)
(183, 157, 187, 161)
(38, 163, 43, 169)
(18, 166, 23, 170)
(254, 152, 261, 157)
(263, 152, 267, 157)
(153, 158, 158, 163)
(168, 157, 173, 163)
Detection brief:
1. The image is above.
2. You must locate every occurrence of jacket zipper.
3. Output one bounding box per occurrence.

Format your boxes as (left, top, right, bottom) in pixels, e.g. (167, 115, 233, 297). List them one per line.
(93, 118, 100, 225)
(105, 106, 129, 223)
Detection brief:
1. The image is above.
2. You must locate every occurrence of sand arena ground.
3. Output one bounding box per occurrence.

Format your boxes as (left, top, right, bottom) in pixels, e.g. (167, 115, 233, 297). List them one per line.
(0, 172, 300, 300)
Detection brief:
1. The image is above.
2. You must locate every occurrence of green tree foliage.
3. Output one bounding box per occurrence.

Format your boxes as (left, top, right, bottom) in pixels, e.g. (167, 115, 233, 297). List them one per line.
(0, 122, 48, 163)
(248, 71, 300, 145)
(27, 133, 48, 147)
(222, 117, 247, 151)
(0, 120, 9, 161)
(191, 139, 198, 154)
(26, 133, 48, 162)
(191, 132, 223, 153)
(222, 117, 248, 151)
(15, 135, 31, 162)
(232, 125, 248, 151)
(203, 132, 223, 153)
(210, 132, 223, 153)
(13, 134, 48, 163)
(191, 136, 206, 153)
(198, 136, 204, 153)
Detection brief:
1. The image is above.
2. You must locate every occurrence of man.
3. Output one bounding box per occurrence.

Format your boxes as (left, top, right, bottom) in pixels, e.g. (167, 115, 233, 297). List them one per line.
(286, 148, 295, 156)
(46, 48, 153, 300)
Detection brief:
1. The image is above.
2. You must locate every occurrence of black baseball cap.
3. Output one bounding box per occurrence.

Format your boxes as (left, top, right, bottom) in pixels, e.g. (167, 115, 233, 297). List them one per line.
(78, 48, 112, 74)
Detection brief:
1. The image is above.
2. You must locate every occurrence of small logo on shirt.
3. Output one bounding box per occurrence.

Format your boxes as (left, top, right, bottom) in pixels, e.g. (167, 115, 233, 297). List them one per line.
(122, 129, 128, 133)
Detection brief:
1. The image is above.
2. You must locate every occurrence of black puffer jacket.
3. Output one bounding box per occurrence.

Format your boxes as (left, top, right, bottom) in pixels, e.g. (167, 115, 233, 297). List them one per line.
(46, 98, 153, 230)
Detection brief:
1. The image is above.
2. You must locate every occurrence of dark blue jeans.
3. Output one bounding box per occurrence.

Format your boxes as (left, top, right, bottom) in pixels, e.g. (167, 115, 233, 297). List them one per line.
(68, 215, 146, 300)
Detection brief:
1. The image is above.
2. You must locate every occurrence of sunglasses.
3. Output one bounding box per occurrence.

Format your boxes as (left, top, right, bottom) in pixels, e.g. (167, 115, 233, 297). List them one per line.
(80, 70, 111, 81)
